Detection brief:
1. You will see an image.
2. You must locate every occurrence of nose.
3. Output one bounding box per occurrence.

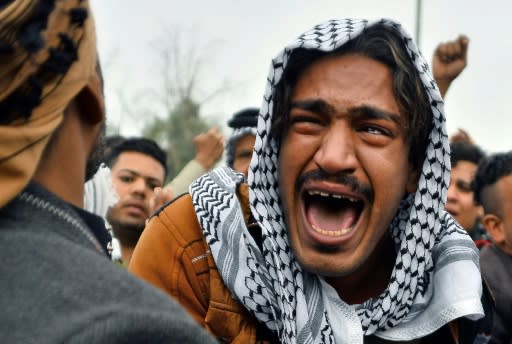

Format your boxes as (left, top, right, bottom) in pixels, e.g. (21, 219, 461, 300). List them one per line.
(313, 122, 358, 175)
(446, 183, 458, 204)
(130, 177, 147, 199)
(240, 159, 252, 179)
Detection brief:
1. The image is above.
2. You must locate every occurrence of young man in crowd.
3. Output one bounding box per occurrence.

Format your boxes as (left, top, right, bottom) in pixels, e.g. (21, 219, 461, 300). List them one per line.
(446, 141, 490, 247)
(473, 151, 512, 343)
(130, 19, 488, 343)
(104, 138, 167, 265)
(0, 1, 216, 342)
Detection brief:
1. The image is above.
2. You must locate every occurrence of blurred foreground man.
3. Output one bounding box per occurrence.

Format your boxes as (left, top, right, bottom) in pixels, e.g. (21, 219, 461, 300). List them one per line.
(0, 1, 216, 342)
(130, 19, 489, 343)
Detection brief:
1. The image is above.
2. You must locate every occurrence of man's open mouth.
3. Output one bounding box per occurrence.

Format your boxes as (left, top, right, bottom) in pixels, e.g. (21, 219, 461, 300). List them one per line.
(303, 189, 364, 237)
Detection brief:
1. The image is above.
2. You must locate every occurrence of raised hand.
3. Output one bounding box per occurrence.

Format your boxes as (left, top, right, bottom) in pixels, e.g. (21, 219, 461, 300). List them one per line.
(432, 35, 469, 98)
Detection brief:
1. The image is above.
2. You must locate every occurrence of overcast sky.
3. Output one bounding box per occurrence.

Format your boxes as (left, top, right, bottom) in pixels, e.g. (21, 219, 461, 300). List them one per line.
(90, 0, 511, 154)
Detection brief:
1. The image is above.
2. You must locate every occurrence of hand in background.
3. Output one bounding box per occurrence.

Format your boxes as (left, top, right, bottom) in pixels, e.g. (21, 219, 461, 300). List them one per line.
(148, 186, 174, 220)
(432, 35, 469, 98)
(194, 127, 225, 170)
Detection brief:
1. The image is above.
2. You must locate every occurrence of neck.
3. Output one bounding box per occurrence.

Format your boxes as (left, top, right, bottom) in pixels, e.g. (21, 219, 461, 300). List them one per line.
(33, 164, 86, 208)
(32, 120, 87, 208)
(112, 223, 142, 248)
(31, 95, 104, 209)
(326, 236, 396, 304)
(120, 245, 135, 265)
(112, 224, 142, 265)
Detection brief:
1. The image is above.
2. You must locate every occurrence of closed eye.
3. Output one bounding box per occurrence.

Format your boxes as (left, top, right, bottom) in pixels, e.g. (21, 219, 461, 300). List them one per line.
(290, 115, 323, 125)
(359, 124, 391, 136)
(356, 122, 396, 146)
(289, 114, 325, 134)
(350, 106, 402, 140)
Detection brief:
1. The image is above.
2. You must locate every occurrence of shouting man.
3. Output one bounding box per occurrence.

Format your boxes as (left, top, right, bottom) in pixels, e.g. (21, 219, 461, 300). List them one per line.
(130, 19, 487, 343)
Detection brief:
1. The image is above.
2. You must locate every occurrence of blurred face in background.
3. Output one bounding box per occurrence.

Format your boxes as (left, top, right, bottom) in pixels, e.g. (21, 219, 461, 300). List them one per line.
(446, 161, 483, 231)
(232, 134, 256, 178)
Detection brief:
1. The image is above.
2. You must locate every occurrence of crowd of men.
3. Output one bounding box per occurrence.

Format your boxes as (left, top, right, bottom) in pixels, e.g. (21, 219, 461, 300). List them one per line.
(0, 1, 510, 343)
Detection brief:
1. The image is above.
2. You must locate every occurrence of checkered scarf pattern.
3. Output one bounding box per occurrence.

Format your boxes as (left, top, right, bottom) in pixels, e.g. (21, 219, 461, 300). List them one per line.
(191, 18, 481, 343)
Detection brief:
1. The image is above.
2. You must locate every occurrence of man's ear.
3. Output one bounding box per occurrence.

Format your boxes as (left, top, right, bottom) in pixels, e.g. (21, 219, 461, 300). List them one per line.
(482, 214, 504, 244)
(406, 165, 420, 193)
(75, 75, 104, 125)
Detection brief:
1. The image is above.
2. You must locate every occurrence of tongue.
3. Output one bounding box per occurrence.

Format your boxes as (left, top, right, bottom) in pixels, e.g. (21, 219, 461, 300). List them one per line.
(306, 200, 358, 231)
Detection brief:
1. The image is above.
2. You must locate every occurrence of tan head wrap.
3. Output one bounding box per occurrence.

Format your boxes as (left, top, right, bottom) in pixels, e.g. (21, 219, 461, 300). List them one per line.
(0, 0, 101, 207)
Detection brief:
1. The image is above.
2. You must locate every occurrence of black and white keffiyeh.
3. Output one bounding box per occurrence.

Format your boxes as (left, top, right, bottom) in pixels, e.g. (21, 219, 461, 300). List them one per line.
(191, 18, 483, 343)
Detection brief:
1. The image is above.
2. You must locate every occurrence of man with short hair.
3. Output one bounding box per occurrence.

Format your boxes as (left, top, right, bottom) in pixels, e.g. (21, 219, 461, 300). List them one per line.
(130, 19, 487, 343)
(0, 1, 217, 342)
(225, 107, 258, 178)
(104, 137, 167, 264)
(473, 151, 512, 343)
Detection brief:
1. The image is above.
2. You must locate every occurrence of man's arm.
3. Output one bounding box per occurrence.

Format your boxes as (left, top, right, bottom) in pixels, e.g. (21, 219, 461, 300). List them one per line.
(193, 127, 225, 171)
(166, 127, 225, 195)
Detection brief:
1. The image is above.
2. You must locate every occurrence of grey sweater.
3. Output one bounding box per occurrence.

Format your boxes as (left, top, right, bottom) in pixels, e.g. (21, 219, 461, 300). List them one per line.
(0, 182, 216, 343)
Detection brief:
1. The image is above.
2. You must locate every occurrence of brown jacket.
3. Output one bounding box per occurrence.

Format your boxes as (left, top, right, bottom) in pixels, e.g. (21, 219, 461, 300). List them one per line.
(129, 186, 268, 343)
(129, 185, 486, 344)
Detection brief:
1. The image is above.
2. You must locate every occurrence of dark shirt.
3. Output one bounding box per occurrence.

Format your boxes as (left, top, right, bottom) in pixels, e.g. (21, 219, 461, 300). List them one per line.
(72, 204, 112, 256)
(469, 222, 492, 250)
(480, 245, 512, 344)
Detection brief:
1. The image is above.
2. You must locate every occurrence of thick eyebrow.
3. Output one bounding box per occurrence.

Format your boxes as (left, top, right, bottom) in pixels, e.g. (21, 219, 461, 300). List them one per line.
(118, 168, 163, 186)
(290, 99, 336, 116)
(349, 105, 403, 126)
(290, 99, 402, 126)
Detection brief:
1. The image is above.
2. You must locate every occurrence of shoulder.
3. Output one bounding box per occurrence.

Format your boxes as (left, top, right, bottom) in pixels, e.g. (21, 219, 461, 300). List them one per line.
(152, 192, 194, 218)
(479, 244, 496, 258)
(130, 193, 206, 271)
(479, 245, 509, 276)
(65, 309, 216, 343)
(149, 193, 204, 247)
(0, 232, 214, 343)
(65, 264, 216, 343)
(72, 267, 217, 344)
